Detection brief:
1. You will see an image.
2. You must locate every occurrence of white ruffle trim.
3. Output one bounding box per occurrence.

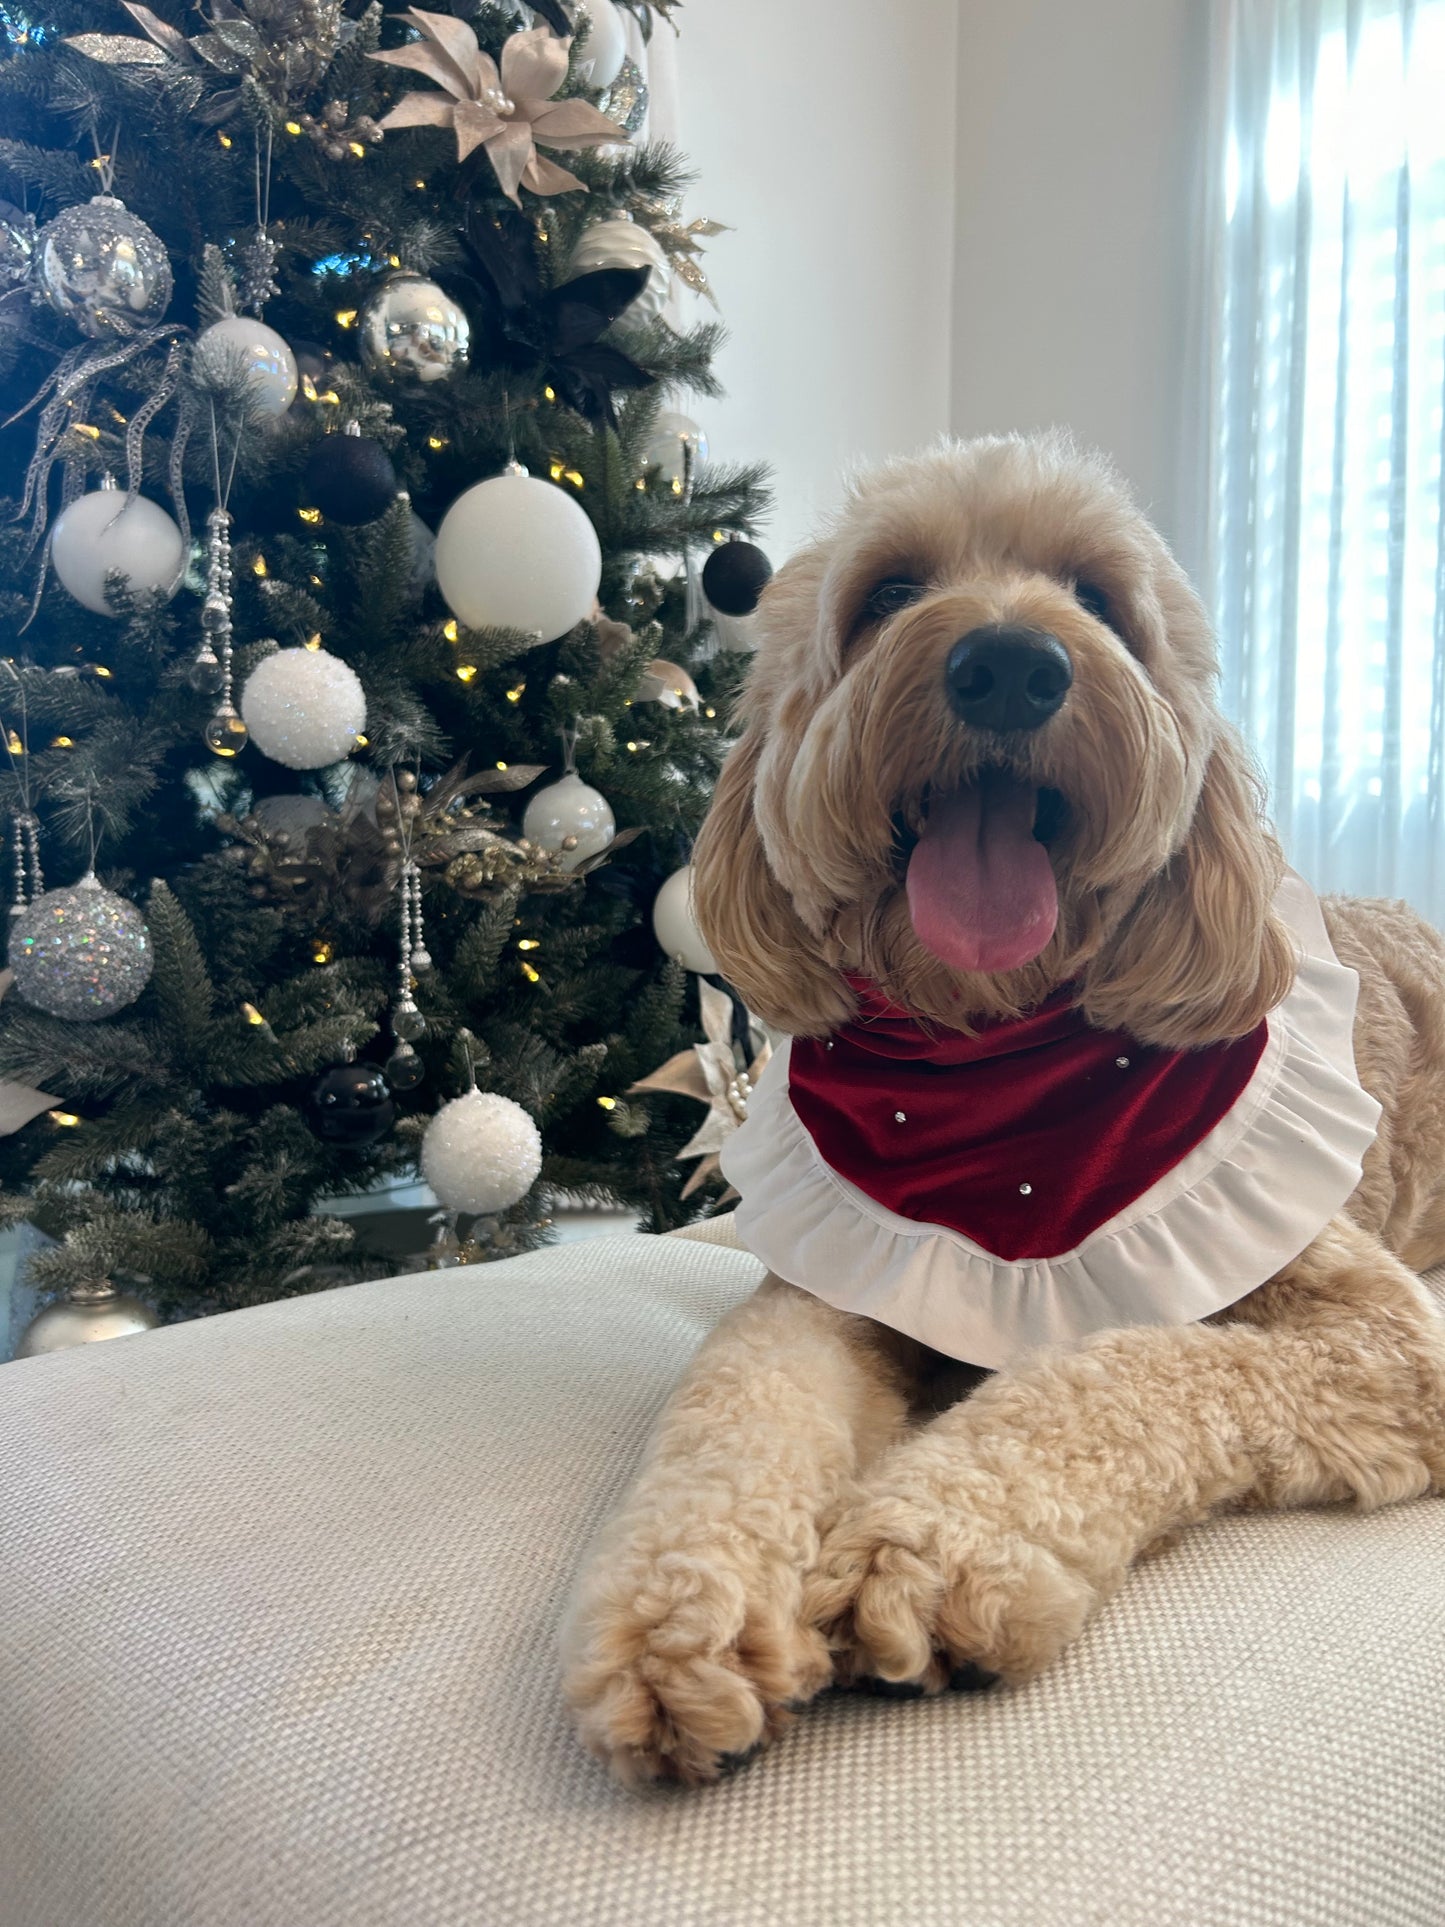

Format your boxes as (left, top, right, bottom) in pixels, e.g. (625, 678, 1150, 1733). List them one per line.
(720, 872, 1382, 1368)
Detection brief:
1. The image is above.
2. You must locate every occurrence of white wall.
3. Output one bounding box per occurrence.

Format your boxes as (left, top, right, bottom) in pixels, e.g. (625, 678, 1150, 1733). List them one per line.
(949, 0, 1208, 571)
(678, 0, 960, 559)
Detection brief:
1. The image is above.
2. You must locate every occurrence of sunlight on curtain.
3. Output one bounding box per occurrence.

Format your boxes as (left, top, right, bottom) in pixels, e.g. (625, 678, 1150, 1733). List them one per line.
(1210, 0, 1445, 920)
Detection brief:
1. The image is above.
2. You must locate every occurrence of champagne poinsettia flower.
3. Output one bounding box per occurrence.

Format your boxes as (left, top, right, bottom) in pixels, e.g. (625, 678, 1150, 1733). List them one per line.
(370, 12, 629, 204)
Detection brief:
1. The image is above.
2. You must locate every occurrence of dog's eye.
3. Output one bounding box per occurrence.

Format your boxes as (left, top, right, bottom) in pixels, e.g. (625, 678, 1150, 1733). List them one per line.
(1074, 580, 1112, 626)
(861, 577, 927, 622)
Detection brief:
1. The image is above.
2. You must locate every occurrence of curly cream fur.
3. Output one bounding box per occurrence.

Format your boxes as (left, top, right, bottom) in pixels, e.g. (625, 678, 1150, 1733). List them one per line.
(563, 433, 1445, 1786)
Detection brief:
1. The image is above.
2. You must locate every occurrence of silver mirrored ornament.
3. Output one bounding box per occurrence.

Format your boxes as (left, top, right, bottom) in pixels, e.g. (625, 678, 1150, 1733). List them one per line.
(358, 274, 470, 384)
(36, 196, 172, 339)
(8, 872, 154, 1021)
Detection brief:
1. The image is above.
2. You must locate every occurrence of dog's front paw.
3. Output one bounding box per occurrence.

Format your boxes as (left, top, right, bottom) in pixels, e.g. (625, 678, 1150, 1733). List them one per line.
(563, 1543, 834, 1787)
(805, 1493, 1101, 1694)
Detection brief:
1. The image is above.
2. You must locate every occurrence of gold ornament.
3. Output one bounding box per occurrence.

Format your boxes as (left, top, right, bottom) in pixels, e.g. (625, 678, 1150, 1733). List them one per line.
(630, 977, 771, 1198)
(15, 1278, 159, 1358)
(370, 15, 629, 204)
(633, 658, 700, 711)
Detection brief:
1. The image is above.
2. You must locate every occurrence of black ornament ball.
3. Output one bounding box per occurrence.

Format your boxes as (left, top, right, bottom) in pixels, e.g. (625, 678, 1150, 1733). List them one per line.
(701, 540, 773, 617)
(303, 432, 398, 527)
(307, 1061, 397, 1147)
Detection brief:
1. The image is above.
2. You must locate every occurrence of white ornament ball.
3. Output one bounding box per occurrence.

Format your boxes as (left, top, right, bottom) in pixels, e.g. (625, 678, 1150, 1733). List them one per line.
(574, 0, 627, 87)
(240, 647, 367, 770)
(566, 218, 670, 329)
(193, 314, 298, 417)
(641, 410, 709, 489)
(421, 1089, 543, 1216)
(435, 467, 601, 641)
(652, 864, 717, 974)
(522, 771, 615, 872)
(50, 486, 184, 615)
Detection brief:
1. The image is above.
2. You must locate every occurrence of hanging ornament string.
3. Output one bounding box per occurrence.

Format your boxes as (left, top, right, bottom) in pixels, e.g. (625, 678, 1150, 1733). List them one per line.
(0, 663, 42, 917)
(384, 765, 430, 1082)
(196, 400, 249, 757)
(238, 124, 280, 316)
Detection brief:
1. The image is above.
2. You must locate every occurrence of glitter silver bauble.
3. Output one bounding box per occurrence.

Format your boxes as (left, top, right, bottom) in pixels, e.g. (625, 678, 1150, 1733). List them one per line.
(598, 55, 649, 137)
(240, 646, 366, 770)
(9, 873, 154, 1022)
(0, 199, 36, 297)
(36, 196, 172, 339)
(564, 218, 670, 329)
(358, 274, 470, 384)
(420, 1089, 542, 1216)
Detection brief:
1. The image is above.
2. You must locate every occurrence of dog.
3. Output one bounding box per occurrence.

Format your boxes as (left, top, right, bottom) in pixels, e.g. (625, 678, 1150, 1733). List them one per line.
(562, 432, 1445, 1787)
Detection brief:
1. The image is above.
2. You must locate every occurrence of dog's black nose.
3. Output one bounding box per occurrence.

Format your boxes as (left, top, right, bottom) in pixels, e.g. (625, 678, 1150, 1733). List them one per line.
(945, 626, 1073, 733)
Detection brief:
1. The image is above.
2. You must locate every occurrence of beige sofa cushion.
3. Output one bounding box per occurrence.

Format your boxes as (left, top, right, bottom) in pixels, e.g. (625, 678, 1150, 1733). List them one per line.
(2, 1232, 1444, 1927)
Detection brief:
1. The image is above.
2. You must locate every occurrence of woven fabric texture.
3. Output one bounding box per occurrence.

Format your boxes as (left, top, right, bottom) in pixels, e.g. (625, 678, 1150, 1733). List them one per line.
(2, 1235, 1444, 1927)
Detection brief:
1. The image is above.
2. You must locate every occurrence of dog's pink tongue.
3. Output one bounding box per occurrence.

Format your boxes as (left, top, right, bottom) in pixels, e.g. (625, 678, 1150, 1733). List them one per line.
(906, 773, 1058, 973)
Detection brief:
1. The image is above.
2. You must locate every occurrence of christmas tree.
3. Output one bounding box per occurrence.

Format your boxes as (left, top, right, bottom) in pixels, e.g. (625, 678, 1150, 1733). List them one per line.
(0, 0, 771, 1322)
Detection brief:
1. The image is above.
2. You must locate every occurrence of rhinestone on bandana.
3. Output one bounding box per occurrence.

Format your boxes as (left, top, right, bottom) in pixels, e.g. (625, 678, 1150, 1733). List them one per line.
(894, 1110, 907, 1123)
(1018, 1182, 1033, 1196)
(1116, 1055, 1131, 1069)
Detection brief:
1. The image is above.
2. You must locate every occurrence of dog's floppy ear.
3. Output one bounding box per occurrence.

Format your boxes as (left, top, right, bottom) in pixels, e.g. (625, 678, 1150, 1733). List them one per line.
(692, 731, 856, 1037)
(1081, 730, 1297, 1048)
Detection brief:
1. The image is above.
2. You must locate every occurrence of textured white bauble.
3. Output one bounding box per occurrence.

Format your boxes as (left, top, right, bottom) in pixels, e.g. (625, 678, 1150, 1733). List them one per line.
(193, 314, 298, 417)
(566, 218, 670, 328)
(240, 647, 367, 770)
(434, 467, 601, 641)
(420, 1089, 543, 1215)
(574, 0, 627, 86)
(522, 771, 615, 872)
(641, 410, 709, 489)
(652, 864, 718, 974)
(50, 485, 184, 615)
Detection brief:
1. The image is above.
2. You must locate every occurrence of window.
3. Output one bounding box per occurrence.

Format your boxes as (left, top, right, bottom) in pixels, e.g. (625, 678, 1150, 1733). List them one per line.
(1210, 0, 1445, 918)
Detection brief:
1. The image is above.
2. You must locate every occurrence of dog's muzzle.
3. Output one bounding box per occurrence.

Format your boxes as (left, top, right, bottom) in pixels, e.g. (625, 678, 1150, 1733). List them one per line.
(945, 626, 1073, 733)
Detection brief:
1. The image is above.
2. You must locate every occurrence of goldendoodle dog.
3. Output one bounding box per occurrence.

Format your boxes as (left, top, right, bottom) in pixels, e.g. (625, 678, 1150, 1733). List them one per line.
(563, 432, 1445, 1787)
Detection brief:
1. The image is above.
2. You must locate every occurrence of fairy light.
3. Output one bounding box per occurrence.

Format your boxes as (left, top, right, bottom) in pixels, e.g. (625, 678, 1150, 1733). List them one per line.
(311, 940, 333, 965)
(72, 423, 100, 439)
(386, 251, 400, 265)
(414, 179, 426, 189)
(456, 664, 477, 682)
(302, 375, 319, 401)
(48, 1110, 80, 1127)
(443, 619, 459, 642)
(520, 961, 541, 984)
(335, 309, 357, 328)
(505, 682, 525, 703)
(92, 665, 112, 679)
(218, 132, 233, 148)
(548, 459, 565, 482)
(596, 1096, 616, 1111)
(354, 733, 369, 747)
(285, 120, 302, 135)
(543, 386, 556, 402)
(5, 730, 23, 754)
(305, 633, 323, 650)
(252, 555, 268, 577)
(704, 706, 716, 718)
(241, 1001, 265, 1026)
(297, 507, 322, 524)
(427, 435, 447, 450)
(351, 143, 368, 159)
(50, 735, 73, 748)
(495, 761, 508, 771)
(517, 938, 539, 951)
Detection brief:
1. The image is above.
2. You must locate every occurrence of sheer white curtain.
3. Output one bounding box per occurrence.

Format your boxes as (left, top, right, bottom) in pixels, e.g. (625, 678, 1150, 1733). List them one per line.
(1208, 0, 1445, 921)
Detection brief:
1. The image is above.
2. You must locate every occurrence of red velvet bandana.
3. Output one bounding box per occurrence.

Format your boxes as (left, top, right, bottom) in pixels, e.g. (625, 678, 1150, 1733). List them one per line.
(788, 980, 1269, 1262)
